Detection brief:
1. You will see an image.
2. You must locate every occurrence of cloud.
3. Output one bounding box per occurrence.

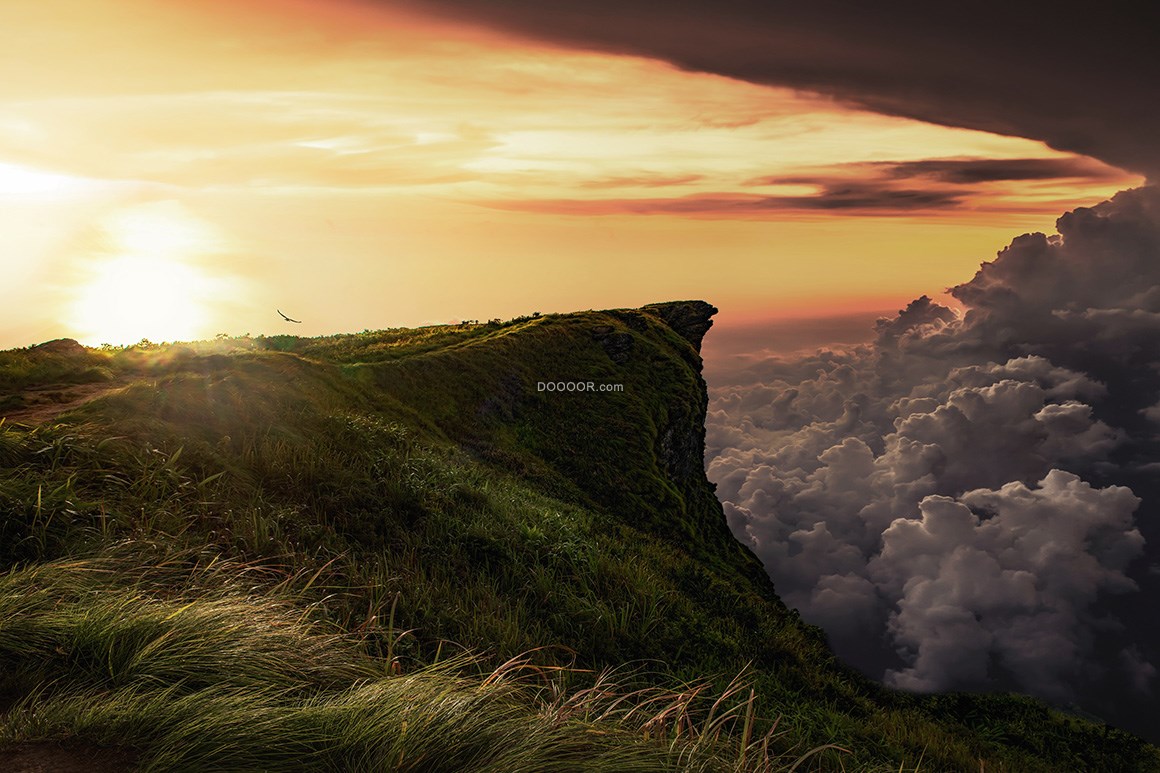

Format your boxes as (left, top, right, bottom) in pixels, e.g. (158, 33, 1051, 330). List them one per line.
(943, 192, 1160, 357)
(876, 157, 1126, 185)
(578, 173, 705, 189)
(705, 186, 1160, 730)
(734, 156, 1133, 215)
(756, 156, 1125, 188)
(1142, 401, 1160, 424)
(484, 186, 968, 218)
(488, 156, 1137, 218)
(873, 472, 1142, 698)
(396, 0, 1160, 178)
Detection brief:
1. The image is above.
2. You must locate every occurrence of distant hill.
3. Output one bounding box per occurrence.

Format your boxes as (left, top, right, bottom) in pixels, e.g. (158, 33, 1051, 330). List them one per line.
(1, 302, 1156, 771)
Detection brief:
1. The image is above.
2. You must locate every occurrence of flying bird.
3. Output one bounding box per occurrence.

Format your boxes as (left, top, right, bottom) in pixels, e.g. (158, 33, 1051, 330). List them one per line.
(277, 309, 302, 323)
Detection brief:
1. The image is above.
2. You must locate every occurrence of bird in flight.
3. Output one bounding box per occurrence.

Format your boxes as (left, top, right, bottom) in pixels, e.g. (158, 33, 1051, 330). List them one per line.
(277, 309, 302, 323)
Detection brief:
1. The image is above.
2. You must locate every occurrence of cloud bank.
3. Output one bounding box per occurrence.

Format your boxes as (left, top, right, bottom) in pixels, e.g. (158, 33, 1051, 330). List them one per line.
(706, 187, 1160, 724)
(396, 0, 1160, 178)
(485, 155, 1131, 218)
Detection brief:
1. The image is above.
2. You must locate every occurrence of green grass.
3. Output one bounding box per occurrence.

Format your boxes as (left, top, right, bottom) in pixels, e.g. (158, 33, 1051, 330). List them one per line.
(0, 553, 845, 772)
(0, 346, 115, 393)
(2, 303, 1158, 771)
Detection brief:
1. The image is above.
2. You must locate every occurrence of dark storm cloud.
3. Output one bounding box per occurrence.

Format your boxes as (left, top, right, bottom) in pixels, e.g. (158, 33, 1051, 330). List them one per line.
(486, 183, 965, 218)
(750, 156, 1127, 190)
(877, 157, 1127, 185)
(491, 157, 1134, 218)
(395, 0, 1160, 177)
(706, 187, 1160, 707)
(759, 184, 965, 212)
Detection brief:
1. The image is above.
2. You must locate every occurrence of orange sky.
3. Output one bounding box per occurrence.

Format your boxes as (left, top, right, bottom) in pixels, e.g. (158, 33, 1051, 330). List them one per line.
(0, 0, 1142, 347)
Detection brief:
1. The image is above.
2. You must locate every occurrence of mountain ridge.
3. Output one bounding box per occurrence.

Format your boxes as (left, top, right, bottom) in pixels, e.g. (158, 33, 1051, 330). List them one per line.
(0, 302, 1156, 771)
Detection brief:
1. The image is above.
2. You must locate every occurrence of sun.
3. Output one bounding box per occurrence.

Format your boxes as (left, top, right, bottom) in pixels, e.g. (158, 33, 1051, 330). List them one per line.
(68, 203, 226, 346)
(71, 254, 212, 346)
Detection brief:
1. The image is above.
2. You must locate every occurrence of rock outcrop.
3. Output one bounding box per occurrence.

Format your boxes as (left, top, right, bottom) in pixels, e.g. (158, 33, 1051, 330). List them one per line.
(32, 338, 87, 355)
(642, 301, 719, 352)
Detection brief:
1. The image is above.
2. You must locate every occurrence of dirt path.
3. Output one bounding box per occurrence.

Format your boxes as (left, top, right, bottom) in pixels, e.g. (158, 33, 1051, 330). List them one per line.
(1, 742, 137, 772)
(1, 694, 136, 771)
(0, 382, 126, 426)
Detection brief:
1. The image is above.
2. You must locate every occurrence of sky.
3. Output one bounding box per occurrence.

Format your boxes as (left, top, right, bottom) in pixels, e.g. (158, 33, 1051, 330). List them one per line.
(6, 0, 1160, 740)
(0, 0, 1142, 347)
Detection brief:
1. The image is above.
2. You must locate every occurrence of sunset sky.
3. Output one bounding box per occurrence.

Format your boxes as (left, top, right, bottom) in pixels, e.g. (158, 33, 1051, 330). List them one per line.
(0, 0, 1143, 348)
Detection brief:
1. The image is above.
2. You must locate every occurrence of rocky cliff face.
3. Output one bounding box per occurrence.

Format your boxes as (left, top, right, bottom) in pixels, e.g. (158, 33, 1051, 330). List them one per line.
(639, 303, 724, 524)
(642, 300, 719, 352)
(637, 302, 770, 581)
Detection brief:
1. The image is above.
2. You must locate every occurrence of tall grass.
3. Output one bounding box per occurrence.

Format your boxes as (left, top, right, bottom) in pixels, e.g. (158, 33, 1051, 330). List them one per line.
(0, 554, 843, 772)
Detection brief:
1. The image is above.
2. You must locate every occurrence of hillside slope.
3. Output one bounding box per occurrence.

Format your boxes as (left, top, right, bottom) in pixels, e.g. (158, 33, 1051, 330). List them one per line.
(0, 302, 1156, 771)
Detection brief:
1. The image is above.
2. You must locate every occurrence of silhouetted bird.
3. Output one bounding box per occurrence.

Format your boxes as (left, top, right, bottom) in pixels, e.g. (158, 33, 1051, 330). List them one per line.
(277, 310, 302, 323)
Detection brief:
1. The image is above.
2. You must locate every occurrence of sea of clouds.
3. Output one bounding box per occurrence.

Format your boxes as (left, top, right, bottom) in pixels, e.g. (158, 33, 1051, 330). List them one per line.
(706, 186, 1160, 706)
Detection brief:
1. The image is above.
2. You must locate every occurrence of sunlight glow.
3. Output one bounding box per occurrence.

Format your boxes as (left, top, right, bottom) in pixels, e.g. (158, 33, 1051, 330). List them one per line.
(0, 162, 88, 197)
(72, 255, 210, 345)
(106, 206, 221, 259)
(68, 204, 227, 346)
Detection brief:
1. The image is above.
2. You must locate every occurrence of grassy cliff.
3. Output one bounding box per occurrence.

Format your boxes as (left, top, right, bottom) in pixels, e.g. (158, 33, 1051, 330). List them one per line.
(0, 302, 1156, 771)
